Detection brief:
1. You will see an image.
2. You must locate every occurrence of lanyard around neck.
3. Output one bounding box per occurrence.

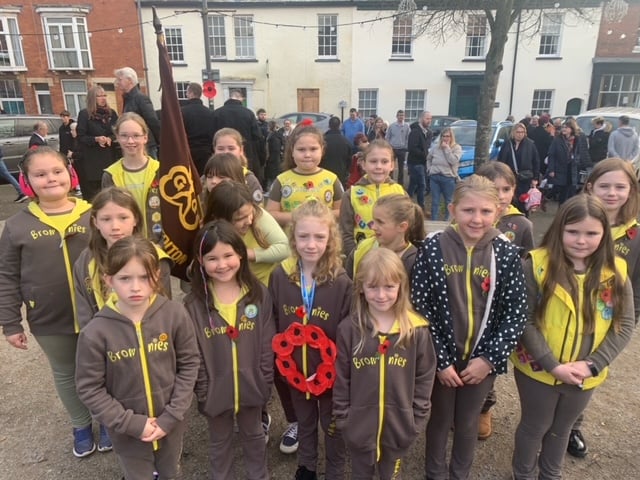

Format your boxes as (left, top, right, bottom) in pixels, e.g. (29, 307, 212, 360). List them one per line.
(299, 261, 316, 324)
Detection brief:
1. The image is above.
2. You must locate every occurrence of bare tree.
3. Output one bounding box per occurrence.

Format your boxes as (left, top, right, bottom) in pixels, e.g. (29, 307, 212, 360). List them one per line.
(408, 0, 601, 166)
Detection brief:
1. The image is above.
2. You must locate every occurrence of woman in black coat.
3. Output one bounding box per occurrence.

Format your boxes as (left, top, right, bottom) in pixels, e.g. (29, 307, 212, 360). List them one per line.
(588, 116, 611, 163)
(76, 85, 118, 202)
(497, 122, 540, 214)
(546, 118, 591, 205)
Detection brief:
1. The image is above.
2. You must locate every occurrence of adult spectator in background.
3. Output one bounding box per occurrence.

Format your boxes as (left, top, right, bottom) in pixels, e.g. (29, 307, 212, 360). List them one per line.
(256, 108, 269, 139)
(497, 122, 540, 214)
(527, 115, 538, 138)
(58, 110, 75, 159)
(407, 111, 433, 211)
(547, 118, 590, 205)
(180, 82, 215, 175)
(114, 67, 161, 159)
(28, 121, 48, 149)
(427, 126, 462, 221)
(265, 120, 283, 190)
(588, 116, 611, 164)
(367, 116, 387, 142)
(386, 109, 411, 187)
(213, 89, 265, 186)
(365, 114, 377, 138)
(322, 116, 352, 186)
(76, 85, 119, 202)
(530, 113, 554, 173)
(341, 107, 365, 148)
(608, 115, 639, 162)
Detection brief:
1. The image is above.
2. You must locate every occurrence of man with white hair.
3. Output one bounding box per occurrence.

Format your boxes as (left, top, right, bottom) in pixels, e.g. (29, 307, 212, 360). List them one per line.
(114, 67, 161, 158)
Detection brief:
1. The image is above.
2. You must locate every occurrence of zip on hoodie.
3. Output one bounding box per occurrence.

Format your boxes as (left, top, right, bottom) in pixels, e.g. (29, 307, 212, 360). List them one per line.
(376, 335, 388, 462)
(135, 322, 158, 450)
(463, 246, 475, 360)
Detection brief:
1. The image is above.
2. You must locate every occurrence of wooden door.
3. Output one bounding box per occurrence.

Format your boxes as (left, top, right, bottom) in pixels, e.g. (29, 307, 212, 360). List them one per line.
(297, 89, 319, 112)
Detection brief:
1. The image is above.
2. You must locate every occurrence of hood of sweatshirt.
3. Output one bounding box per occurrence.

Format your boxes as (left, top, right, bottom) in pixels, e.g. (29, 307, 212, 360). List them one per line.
(617, 126, 637, 138)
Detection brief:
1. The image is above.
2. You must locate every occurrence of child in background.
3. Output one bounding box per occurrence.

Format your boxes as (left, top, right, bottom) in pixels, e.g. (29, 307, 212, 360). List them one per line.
(74, 186, 173, 330)
(213, 128, 264, 201)
(185, 220, 274, 480)
(474, 161, 535, 440)
(0, 147, 96, 457)
(346, 193, 425, 278)
(334, 249, 436, 480)
(102, 112, 162, 244)
(339, 139, 405, 256)
(269, 199, 351, 480)
(267, 124, 344, 227)
(346, 132, 369, 188)
(203, 181, 289, 286)
(564, 158, 640, 458)
(75, 236, 199, 479)
(411, 175, 527, 480)
(511, 194, 634, 479)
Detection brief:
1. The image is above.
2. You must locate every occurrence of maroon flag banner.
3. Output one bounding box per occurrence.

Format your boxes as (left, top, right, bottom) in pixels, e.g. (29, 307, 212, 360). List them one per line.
(153, 7, 203, 280)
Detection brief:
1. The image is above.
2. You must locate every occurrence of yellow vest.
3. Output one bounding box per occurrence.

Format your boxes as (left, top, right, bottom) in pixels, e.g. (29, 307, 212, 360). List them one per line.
(510, 248, 626, 389)
(350, 181, 405, 244)
(243, 229, 276, 286)
(277, 169, 338, 212)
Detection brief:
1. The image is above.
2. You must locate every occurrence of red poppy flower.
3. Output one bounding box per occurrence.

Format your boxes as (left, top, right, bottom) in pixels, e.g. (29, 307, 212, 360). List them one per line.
(600, 288, 612, 304)
(305, 324, 327, 348)
(272, 334, 294, 356)
(627, 227, 638, 240)
(286, 369, 308, 393)
(481, 277, 491, 293)
(320, 341, 337, 363)
(304, 181, 314, 189)
(226, 325, 239, 340)
(378, 339, 391, 355)
(295, 305, 306, 319)
(151, 179, 159, 188)
(285, 322, 306, 346)
(361, 195, 369, 204)
(275, 355, 296, 376)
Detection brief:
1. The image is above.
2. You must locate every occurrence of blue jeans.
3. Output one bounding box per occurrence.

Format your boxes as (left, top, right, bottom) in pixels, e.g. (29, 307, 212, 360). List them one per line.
(408, 163, 426, 208)
(0, 159, 22, 194)
(430, 174, 456, 221)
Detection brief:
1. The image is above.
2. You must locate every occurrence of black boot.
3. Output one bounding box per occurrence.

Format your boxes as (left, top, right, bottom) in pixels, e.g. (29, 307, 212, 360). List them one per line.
(294, 465, 318, 480)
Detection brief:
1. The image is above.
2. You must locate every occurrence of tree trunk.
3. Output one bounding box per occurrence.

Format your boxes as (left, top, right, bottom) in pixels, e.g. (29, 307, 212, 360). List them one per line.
(475, 0, 515, 167)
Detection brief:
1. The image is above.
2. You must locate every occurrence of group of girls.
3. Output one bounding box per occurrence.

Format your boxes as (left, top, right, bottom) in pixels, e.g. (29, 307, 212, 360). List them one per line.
(0, 110, 636, 480)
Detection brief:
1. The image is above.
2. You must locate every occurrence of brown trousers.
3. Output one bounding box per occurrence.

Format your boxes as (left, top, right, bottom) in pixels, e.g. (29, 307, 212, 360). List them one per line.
(350, 448, 404, 480)
(425, 374, 495, 480)
(290, 388, 345, 479)
(206, 406, 268, 480)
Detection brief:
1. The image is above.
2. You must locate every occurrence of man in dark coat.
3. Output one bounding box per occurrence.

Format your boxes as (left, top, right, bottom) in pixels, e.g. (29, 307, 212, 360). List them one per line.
(114, 66, 161, 158)
(322, 116, 352, 186)
(181, 82, 215, 175)
(28, 121, 49, 149)
(213, 89, 265, 186)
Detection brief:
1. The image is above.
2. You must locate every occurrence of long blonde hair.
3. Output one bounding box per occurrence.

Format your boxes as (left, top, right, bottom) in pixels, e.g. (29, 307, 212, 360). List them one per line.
(352, 248, 421, 353)
(288, 198, 342, 284)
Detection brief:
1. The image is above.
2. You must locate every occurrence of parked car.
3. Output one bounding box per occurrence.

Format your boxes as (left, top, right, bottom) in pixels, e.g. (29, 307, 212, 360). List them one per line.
(0, 115, 63, 176)
(576, 107, 640, 174)
(431, 120, 513, 178)
(275, 112, 333, 132)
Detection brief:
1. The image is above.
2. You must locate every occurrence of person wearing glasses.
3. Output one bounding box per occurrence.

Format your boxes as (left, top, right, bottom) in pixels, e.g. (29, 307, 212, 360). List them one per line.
(102, 112, 162, 244)
(427, 127, 462, 221)
(76, 86, 119, 202)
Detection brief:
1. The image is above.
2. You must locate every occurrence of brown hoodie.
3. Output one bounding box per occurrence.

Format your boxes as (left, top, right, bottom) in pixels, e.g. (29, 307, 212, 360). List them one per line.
(75, 295, 199, 453)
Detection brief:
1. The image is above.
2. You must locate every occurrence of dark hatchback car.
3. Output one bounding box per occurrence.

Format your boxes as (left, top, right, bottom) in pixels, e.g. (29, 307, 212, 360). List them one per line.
(0, 115, 63, 176)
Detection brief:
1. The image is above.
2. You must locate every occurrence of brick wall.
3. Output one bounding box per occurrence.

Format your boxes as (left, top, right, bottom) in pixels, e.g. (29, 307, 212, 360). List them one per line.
(596, 3, 640, 57)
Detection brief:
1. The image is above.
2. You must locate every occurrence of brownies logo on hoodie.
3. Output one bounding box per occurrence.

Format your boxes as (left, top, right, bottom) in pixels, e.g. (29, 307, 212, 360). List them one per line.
(282, 303, 330, 321)
(107, 333, 170, 362)
(443, 263, 489, 280)
(352, 352, 408, 369)
(30, 223, 87, 240)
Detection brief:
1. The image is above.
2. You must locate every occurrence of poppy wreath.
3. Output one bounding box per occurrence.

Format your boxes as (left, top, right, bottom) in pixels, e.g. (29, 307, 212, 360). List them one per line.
(272, 321, 337, 396)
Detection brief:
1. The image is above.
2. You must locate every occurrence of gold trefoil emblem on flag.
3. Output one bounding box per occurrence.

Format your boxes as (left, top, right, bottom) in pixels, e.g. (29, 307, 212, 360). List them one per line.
(159, 166, 200, 231)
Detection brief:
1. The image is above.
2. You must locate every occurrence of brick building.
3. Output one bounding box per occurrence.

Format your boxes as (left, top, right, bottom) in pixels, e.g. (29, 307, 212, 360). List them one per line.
(588, 0, 640, 108)
(0, 0, 147, 116)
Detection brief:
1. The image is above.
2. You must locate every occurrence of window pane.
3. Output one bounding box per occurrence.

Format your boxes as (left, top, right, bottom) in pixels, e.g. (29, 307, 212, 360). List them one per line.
(392, 17, 412, 56)
(0, 79, 24, 113)
(531, 89, 553, 116)
(207, 16, 227, 58)
(318, 15, 337, 57)
(404, 90, 426, 123)
(539, 13, 562, 55)
(234, 15, 255, 58)
(165, 27, 185, 62)
(45, 16, 91, 69)
(466, 14, 486, 57)
(358, 89, 378, 119)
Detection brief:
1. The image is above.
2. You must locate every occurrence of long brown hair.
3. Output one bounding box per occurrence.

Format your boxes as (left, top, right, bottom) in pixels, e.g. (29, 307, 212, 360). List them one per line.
(537, 194, 625, 334)
(584, 157, 640, 226)
(105, 235, 163, 295)
(282, 124, 325, 171)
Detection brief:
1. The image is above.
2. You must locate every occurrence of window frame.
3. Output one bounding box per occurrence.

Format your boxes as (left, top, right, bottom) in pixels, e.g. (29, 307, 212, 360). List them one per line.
(0, 78, 24, 113)
(61, 79, 87, 118)
(317, 14, 338, 59)
(207, 15, 227, 60)
(538, 13, 563, 57)
(597, 74, 640, 108)
(391, 16, 413, 58)
(465, 14, 487, 58)
(404, 90, 426, 123)
(358, 89, 378, 119)
(233, 15, 255, 59)
(0, 14, 25, 69)
(531, 89, 554, 116)
(176, 81, 190, 101)
(164, 26, 186, 64)
(41, 14, 92, 70)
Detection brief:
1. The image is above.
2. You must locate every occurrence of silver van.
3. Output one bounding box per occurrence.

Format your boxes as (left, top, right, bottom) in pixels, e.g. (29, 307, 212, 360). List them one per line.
(0, 115, 63, 175)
